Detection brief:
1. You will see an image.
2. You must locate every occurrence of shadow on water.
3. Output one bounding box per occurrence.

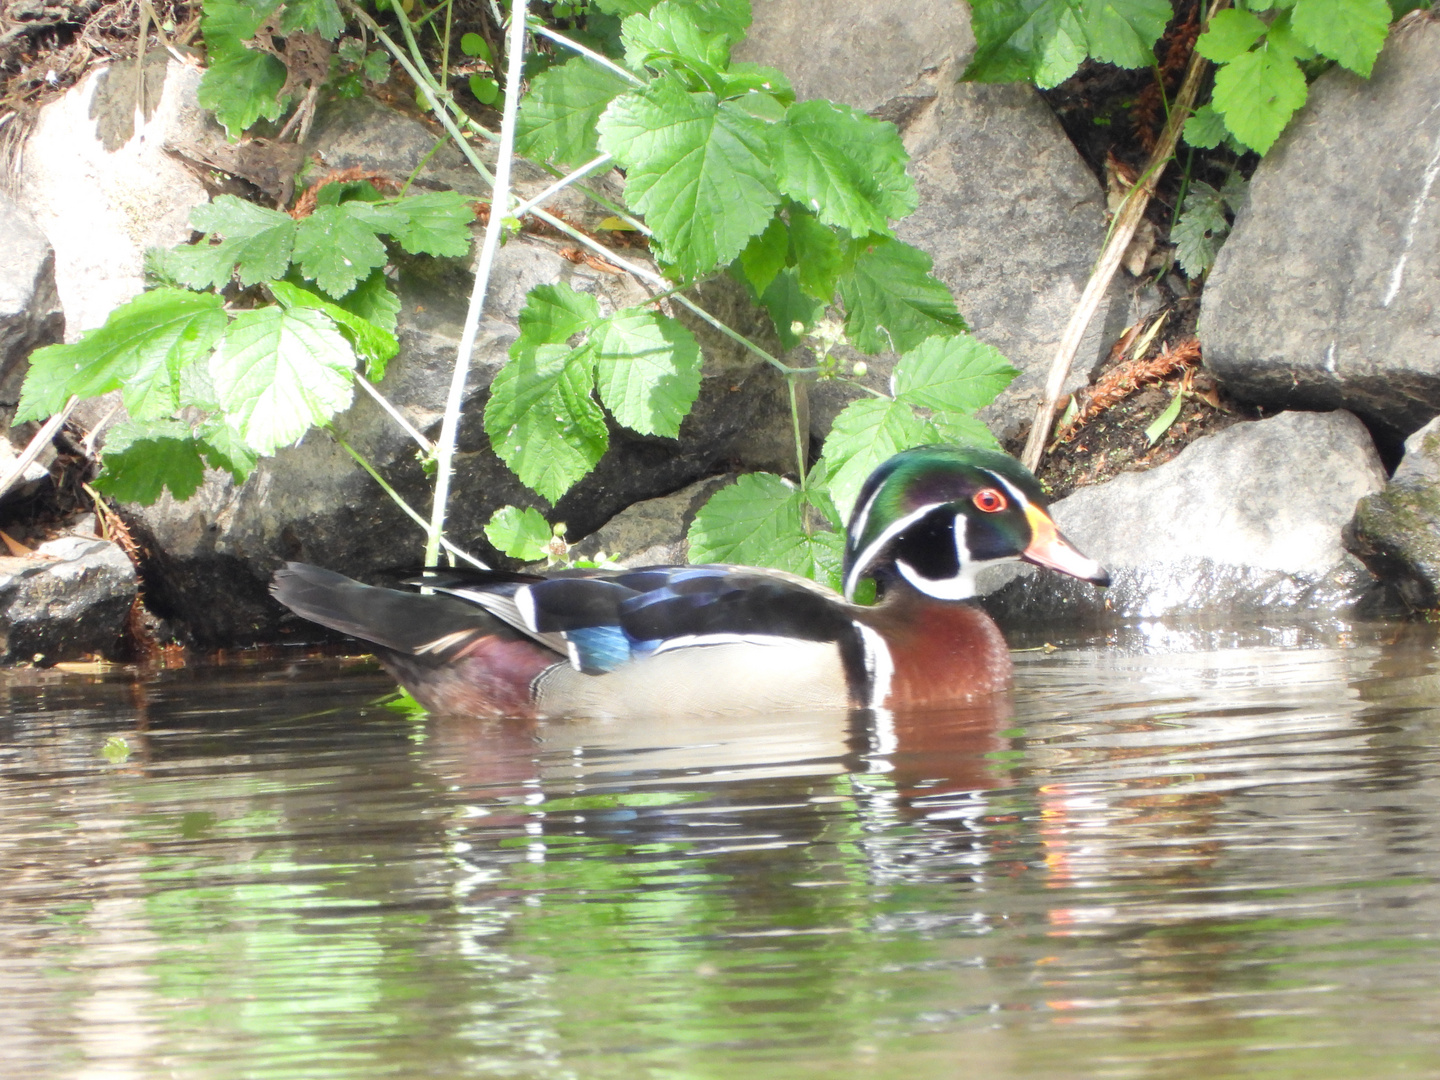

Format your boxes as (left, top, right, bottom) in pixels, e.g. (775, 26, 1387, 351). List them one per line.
(2, 621, 1440, 1078)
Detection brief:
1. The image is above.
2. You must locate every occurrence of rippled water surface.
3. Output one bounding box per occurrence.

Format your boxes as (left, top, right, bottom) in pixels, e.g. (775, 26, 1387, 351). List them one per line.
(4, 622, 1440, 1079)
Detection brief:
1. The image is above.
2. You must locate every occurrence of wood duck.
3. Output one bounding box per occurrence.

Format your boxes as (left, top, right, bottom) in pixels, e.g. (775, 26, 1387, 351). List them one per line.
(271, 445, 1108, 718)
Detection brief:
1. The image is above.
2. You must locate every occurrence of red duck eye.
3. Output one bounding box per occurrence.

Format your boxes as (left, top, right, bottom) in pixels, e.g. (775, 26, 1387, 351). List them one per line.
(973, 488, 1007, 513)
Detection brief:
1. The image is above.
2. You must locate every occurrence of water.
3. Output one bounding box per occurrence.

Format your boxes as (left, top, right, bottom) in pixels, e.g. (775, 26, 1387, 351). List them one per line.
(3, 621, 1440, 1079)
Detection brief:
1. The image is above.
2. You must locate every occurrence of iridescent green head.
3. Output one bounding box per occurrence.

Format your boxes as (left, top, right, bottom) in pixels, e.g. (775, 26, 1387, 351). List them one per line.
(842, 445, 1109, 602)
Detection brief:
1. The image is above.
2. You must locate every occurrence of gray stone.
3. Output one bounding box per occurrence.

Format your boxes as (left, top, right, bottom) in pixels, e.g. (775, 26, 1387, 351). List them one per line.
(1344, 415, 1440, 607)
(0, 538, 138, 663)
(736, 0, 1133, 446)
(0, 196, 63, 410)
(568, 476, 733, 567)
(982, 411, 1390, 621)
(1200, 17, 1440, 448)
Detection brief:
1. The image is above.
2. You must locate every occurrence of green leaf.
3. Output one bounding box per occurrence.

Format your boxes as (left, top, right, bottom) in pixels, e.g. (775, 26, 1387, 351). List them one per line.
(200, 0, 281, 56)
(513, 282, 602, 359)
(184, 195, 297, 288)
(95, 418, 206, 504)
(470, 76, 500, 105)
(788, 206, 844, 301)
(1290, 0, 1389, 75)
(210, 306, 357, 454)
(293, 205, 390, 297)
(822, 397, 938, 521)
(686, 472, 845, 587)
(517, 58, 634, 167)
(1172, 181, 1231, 278)
(716, 63, 794, 104)
(592, 309, 702, 437)
(16, 289, 227, 422)
(893, 334, 1019, 414)
(333, 267, 400, 333)
(1182, 102, 1229, 149)
(1211, 46, 1308, 154)
(363, 49, 390, 83)
(379, 192, 476, 257)
(929, 411, 1002, 449)
(460, 31, 491, 61)
(598, 75, 780, 279)
(770, 100, 917, 236)
(1079, 0, 1174, 68)
(269, 280, 399, 380)
(197, 49, 289, 139)
(1262, 9, 1318, 59)
(1144, 387, 1184, 445)
(280, 0, 343, 38)
(761, 268, 824, 350)
(737, 215, 789, 296)
(198, 421, 259, 484)
(1195, 8, 1268, 62)
(484, 344, 609, 502)
(965, 0, 1087, 86)
(838, 238, 966, 354)
(623, 0, 734, 69)
(485, 505, 553, 561)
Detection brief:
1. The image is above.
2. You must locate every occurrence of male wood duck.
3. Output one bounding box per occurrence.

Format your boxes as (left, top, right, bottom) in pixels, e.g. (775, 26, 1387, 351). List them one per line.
(271, 445, 1108, 718)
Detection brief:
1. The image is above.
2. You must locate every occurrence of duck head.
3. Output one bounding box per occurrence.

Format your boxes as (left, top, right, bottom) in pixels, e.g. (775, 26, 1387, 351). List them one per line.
(842, 444, 1109, 602)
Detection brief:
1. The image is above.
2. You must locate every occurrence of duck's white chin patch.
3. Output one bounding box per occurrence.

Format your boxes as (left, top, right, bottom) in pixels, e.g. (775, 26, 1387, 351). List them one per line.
(896, 557, 982, 601)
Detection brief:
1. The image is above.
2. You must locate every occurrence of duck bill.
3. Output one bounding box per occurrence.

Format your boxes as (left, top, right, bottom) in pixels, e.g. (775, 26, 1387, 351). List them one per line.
(1021, 504, 1110, 586)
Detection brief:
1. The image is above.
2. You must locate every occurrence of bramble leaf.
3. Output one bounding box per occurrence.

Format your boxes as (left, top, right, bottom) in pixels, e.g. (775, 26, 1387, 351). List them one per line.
(198, 420, 259, 484)
(517, 58, 634, 167)
(929, 411, 1002, 449)
(181, 195, 297, 288)
(788, 206, 843, 301)
(965, 0, 1169, 87)
(893, 334, 1019, 414)
(378, 192, 477, 258)
(293, 205, 390, 297)
(1195, 8, 1268, 62)
(334, 267, 400, 334)
(623, 0, 734, 69)
(1182, 102, 1229, 149)
(513, 282, 601, 360)
(269, 280, 398, 380)
(1172, 181, 1231, 278)
(1291, 0, 1389, 75)
(770, 100, 917, 236)
(737, 215, 789, 296)
(761, 268, 824, 350)
(94, 418, 207, 504)
(484, 343, 609, 502)
(16, 289, 227, 422)
(486, 505, 554, 561)
(822, 397, 938, 521)
(592, 309, 702, 437)
(197, 49, 289, 139)
(1211, 46, 1307, 153)
(838, 238, 966, 354)
(687, 472, 845, 590)
(280, 0, 344, 38)
(210, 305, 356, 454)
(598, 75, 780, 278)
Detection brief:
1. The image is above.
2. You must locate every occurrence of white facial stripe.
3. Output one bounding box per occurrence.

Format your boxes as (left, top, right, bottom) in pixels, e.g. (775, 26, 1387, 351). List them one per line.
(844, 502, 950, 600)
(847, 485, 885, 553)
(854, 622, 894, 709)
(897, 556, 980, 601)
(983, 469, 1030, 510)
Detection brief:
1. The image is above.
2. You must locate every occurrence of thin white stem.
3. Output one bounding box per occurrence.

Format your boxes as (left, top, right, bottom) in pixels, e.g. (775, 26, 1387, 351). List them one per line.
(532, 23, 645, 85)
(511, 152, 616, 219)
(0, 396, 76, 501)
(424, 0, 530, 569)
(357, 375, 434, 453)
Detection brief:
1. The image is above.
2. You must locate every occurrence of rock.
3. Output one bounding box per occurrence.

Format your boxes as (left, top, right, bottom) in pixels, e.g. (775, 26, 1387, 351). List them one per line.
(982, 411, 1390, 621)
(0, 196, 64, 408)
(1345, 415, 1440, 608)
(0, 537, 138, 663)
(1200, 17, 1440, 450)
(13, 58, 209, 336)
(568, 476, 733, 567)
(736, 0, 1136, 446)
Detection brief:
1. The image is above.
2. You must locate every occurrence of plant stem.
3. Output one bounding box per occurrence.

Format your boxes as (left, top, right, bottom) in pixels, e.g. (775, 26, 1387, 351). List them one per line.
(424, 0, 529, 569)
(356, 374, 434, 453)
(0, 395, 76, 501)
(531, 23, 645, 86)
(398, 134, 451, 198)
(510, 153, 614, 219)
(786, 375, 807, 483)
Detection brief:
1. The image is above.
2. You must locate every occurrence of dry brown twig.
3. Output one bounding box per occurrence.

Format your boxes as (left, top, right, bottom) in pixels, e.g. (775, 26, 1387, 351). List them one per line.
(1053, 335, 1202, 445)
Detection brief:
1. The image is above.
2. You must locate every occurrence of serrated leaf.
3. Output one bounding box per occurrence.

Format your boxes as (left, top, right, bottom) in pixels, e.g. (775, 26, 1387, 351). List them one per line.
(893, 334, 1019, 414)
(198, 421, 259, 484)
(280, 0, 343, 38)
(686, 472, 844, 587)
(380, 192, 476, 257)
(1078, 0, 1174, 68)
(592, 309, 702, 437)
(1196, 8, 1268, 62)
(929, 411, 1002, 449)
(738, 215, 788, 296)
(761, 268, 824, 350)
(197, 49, 289, 139)
(965, 0, 1087, 85)
(513, 282, 602, 360)
(1262, 9, 1318, 59)
(838, 238, 966, 355)
(598, 76, 780, 279)
(95, 418, 206, 504)
(770, 100, 917, 236)
(623, 0, 734, 69)
(787, 206, 843, 301)
(1291, 0, 1389, 75)
(269, 280, 398, 380)
(1171, 181, 1231, 278)
(184, 195, 297, 288)
(16, 289, 227, 422)
(484, 344, 609, 502)
(1182, 103, 1229, 149)
(333, 267, 400, 333)
(822, 397, 938, 521)
(293, 205, 390, 297)
(1211, 47, 1308, 154)
(717, 63, 794, 104)
(210, 306, 356, 454)
(200, 0, 281, 56)
(485, 505, 553, 561)
(517, 58, 635, 168)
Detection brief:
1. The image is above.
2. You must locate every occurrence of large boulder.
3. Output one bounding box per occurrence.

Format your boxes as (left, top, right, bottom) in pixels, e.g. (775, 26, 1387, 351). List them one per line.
(1200, 17, 1440, 450)
(1345, 415, 1440, 608)
(736, 0, 1135, 444)
(0, 537, 138, 663)
(983, 411, 1391, 620)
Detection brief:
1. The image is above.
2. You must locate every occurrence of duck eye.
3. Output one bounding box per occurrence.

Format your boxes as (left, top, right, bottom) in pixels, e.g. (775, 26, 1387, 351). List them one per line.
(972, 488, 1007, 513)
